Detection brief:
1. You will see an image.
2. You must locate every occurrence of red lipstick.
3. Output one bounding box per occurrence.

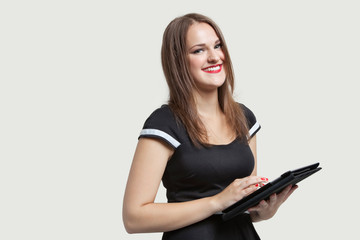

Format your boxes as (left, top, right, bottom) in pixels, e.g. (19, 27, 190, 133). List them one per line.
(202, 64, 222, 73)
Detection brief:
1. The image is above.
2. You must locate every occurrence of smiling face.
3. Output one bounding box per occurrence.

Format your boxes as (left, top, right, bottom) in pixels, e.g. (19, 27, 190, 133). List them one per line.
(186, 22, 226, 93)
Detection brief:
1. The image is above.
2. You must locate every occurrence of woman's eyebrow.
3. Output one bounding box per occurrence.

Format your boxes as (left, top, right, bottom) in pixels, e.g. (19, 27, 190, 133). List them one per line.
(188, 43, 206, 51)
(188, 39, 221, 51)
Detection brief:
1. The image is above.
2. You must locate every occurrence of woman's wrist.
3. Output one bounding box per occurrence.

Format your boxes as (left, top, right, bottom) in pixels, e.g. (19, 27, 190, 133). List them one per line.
(208, 195, 223, 214)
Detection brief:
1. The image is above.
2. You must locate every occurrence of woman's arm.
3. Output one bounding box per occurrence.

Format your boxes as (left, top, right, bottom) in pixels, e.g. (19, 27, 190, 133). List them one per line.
(123, 138, 267, 233)
(123, 138, 219, 233)
(249, 135, 258, 176)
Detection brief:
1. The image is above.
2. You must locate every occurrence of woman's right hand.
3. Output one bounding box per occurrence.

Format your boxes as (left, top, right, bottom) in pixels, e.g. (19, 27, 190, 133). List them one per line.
(211, 176, 268, 212)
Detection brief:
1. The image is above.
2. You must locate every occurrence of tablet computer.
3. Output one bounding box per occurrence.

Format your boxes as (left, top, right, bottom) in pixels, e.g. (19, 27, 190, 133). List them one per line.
(221, 162, 322, 221)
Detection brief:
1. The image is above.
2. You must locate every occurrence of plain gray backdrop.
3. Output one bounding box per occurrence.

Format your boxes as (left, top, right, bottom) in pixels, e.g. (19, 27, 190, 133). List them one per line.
(1, 0, 359, 239)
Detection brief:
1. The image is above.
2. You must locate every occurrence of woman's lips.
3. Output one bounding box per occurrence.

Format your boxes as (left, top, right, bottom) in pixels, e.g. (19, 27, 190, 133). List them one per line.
(202, 64, 222, 73)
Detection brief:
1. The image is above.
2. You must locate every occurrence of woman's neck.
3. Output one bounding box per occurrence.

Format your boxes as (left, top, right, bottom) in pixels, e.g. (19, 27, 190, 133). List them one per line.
(194, 89, 222, 118)
(194, 89, 234, 145)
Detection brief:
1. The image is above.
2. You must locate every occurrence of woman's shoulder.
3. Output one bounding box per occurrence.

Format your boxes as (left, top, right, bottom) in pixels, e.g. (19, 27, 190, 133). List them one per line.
(237, 102, 261, 138)
(144, 104, 175, 125)
(139, 104, 184, 149)
(238, 103, 256, 123)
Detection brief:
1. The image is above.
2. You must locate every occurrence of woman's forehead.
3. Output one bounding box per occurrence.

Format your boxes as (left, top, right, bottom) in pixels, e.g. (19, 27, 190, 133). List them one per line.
(186, 23, 219, 47)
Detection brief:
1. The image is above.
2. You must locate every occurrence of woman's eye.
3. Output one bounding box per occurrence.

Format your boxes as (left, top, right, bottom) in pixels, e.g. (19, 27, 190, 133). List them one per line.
(193, 49, 203, 54)
(215, 43, 222, 49)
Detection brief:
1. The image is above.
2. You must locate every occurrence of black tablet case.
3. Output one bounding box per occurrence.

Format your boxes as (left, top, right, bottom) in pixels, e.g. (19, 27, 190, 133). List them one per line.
(221, 162, 322, 221)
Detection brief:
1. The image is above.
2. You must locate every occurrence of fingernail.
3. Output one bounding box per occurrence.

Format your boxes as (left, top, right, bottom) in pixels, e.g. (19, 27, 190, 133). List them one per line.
(261, 177, 268, 181)
(255, 184, 259, 187)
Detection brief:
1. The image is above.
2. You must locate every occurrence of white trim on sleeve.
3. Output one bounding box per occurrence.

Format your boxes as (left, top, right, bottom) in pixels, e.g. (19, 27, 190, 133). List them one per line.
(249, 121, 260, 137)
(140, 129, 181, 148)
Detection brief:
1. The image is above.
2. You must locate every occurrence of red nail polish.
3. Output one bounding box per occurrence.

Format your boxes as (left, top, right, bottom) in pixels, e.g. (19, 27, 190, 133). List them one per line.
(255, 184, 259, 187)
(261, 178, 265, 180)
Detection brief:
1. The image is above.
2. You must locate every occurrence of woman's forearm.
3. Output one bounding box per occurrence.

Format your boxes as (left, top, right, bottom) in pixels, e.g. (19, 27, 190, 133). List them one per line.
(123, 196, 219, 233)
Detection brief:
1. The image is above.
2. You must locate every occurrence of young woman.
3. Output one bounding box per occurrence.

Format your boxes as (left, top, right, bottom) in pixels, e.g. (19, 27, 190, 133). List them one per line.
(123, 13, 297, 240)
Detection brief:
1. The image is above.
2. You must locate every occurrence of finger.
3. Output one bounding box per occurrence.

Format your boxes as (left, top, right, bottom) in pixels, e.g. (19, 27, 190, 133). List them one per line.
(269, 193, 277, 205)
(241, 179, 270, 197)
(277, 185, 295, 204)
(241, 184, 258, 196)
(248, 205, 260, 212)
(282, 185, 298, 202)
(237, 176, 268, 188)
(259, 200, 268, 208)
(248, 200, 267, 212)
(286, 185, 298, 197)
(277, 185, 293, 199)
(232, 177, 269, 200)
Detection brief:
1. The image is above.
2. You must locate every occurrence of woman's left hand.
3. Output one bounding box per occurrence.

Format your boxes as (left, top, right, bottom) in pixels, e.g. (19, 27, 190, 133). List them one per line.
(248, 184, 298, 222)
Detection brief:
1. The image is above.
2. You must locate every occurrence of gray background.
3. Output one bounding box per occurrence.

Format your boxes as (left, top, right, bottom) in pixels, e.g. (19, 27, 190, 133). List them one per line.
(1, 0, 359, 239)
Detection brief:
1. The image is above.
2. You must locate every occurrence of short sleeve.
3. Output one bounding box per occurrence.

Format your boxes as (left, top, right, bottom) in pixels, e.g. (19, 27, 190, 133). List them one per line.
(241, 104, 261, 139)
(138, 105, 182, 149)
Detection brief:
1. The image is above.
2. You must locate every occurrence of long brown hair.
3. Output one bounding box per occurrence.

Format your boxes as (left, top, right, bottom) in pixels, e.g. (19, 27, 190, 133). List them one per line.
(161, 13, 249, 146)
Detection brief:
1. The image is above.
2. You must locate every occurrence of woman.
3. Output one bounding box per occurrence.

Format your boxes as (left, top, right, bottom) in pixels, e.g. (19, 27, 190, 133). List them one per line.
(123, 13, 297, 239)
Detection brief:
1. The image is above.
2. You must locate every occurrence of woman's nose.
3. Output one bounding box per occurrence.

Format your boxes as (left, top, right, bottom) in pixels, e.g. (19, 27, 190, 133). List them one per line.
(208, 50, 220, 63)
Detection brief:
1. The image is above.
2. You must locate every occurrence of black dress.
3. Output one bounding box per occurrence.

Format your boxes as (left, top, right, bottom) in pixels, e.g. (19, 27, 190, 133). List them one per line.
(139, 104, 261, 240)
